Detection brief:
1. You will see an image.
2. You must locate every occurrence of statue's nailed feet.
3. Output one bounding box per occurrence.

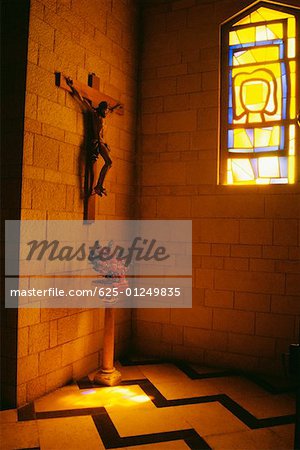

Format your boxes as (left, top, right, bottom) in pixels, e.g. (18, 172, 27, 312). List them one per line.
(93, 185, 107, 197)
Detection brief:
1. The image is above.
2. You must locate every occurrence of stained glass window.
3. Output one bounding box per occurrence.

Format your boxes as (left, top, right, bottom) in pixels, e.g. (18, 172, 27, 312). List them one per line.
(220, 2, 299, 185)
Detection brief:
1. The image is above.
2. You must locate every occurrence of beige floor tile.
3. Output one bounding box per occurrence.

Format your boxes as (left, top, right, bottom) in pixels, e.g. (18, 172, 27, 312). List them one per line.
(38, 416, 105, 450)
(35, 384, 154, 413)
(205, 428, 293, 450)
(115, 362, 147, 380)
(154, 379, 221, 399)
(208, 377, 270, 399)
(190, 364, 230, 375)
(0, 409, 17, 423)
(177, 403, 248, 435)
(108, 406, 191, 437)
(0, 420, 39, 450)
(271, 424, 295, 449)
(232, 393, 295, 418)
(139, 364, 191, 384)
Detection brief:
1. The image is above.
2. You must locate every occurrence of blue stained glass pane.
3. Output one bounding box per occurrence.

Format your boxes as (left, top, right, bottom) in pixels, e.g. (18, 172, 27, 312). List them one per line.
(230, 39, 283, 51)
(250, 159, 258, 178)
(280, 127, 285, 149)
(245, 129, 254, 144)
(279, 44, 284, 59)
(279, 157, 288, 177)
(282, 74, 287, 98)
(229, 87, 232, 107)
(229, 70, 232, 86)
(228, 130, 234, 147)
(282, 98, 287, 119)
(229, 49, 234, 65)
(270, 178, 288, 184)
(281, 62, 286, 76)
(254, 146, 279, 152)
(228, 107, 233, 123)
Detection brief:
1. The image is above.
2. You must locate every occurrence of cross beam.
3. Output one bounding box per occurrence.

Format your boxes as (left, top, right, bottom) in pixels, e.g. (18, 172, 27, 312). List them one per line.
(55, 72, 124, 221)
(55, 72, 124, 114)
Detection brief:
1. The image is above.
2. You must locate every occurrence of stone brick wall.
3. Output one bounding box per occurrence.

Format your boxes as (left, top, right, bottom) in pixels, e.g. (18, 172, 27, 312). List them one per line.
(18, 0, 138, 405)
(135, 0, 300, 375)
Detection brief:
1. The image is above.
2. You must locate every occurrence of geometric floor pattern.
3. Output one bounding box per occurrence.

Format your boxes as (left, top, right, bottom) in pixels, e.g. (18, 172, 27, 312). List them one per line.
(0, 361, 297, 450)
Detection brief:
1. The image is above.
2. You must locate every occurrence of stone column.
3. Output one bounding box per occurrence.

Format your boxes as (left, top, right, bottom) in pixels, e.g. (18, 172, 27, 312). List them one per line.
(94, 307, 121, 386)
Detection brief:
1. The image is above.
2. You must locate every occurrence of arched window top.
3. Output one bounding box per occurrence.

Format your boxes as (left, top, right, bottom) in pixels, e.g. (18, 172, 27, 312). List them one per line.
(220, 1, 299, 185)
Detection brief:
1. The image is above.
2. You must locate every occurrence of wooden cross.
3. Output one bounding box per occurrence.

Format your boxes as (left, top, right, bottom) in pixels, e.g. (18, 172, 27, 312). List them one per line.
(55, 72, 124, 222)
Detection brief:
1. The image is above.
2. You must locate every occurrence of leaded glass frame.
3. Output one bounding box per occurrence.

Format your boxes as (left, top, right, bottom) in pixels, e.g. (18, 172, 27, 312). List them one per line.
(220, 1, 300, 185)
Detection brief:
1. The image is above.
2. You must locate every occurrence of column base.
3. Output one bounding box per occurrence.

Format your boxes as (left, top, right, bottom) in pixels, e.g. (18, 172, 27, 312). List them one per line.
(93, 368, 122, 386)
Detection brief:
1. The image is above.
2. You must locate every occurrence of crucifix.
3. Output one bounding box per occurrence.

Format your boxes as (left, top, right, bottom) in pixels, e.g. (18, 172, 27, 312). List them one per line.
(55, 72, 123, 387)
(55, 72, 124, 221)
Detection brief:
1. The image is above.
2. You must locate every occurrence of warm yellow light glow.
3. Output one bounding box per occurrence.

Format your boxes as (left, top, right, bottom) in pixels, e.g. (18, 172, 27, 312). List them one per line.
(35, 385, 153, 412)
(258, 156, 280, 177)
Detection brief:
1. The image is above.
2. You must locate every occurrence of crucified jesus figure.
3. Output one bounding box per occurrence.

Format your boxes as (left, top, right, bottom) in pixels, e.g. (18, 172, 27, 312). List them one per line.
(66, 77, 120, 197)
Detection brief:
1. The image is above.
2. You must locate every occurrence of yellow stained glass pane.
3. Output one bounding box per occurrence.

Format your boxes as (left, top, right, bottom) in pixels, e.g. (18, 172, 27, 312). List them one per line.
(289, 125, 295, 156)
(256, 25, 269, 41)
(255, 128, 271, 147)
(232, 159, 254, 181)
(237, 27, 256, 44)
(288, 156, 295, 183)
(233, 7, 294, 27)
(244, 80, 269, 108)
(287, 17, 296, 38)
(290, 61, 296, 118)
(229, 31, 240, 45)
(256, 7, 293, 21)
(267, 23, 283, 39)
(258, 156, 280, 177)
(270, 126, 280, 146)
(288, 38, 296, 58)
(227, 159, 233, 184)
(234, 129, 253, 148)
(248, 113, 262, 123)
(234, 16, 251, 26)
(290, 61, 296, 73)
(252, 46, 279, 63)
(290, 98, 296, 119)
(234, 50, 256, 65)
(250, 11, 265, 23)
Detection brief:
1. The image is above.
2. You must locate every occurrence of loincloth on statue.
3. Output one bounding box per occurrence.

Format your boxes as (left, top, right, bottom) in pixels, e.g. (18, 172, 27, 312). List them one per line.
(90, 139, 110, 162)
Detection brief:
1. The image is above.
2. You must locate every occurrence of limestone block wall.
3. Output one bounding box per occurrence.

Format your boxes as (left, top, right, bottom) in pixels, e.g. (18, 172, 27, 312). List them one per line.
(135, 0, 300, 376)
(18, 0, 138, 405)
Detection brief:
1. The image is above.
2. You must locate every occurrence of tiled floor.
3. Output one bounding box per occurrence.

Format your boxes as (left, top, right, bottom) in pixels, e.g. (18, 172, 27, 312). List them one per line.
(0, 361, 297, 450)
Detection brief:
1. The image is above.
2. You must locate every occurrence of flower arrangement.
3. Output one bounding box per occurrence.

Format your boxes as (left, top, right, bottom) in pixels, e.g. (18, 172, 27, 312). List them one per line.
(91, 257, 128, 289)
(89, 241, 128, 290)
